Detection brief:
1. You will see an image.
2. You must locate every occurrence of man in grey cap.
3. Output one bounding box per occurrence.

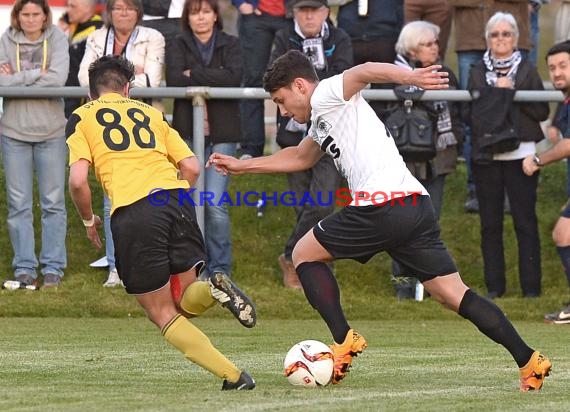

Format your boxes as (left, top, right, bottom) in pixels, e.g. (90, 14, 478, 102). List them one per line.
(232, 0, 292, 159)
(270, 0, 352, 289)
(294, 0, 327, 7)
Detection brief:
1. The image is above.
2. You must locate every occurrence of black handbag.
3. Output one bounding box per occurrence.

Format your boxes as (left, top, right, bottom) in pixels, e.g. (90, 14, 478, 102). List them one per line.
(384, 85, 436, 162)
(470, 88, 520, 162)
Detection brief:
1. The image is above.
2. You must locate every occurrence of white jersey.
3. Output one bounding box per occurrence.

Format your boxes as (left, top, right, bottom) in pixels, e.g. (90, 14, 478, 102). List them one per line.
(308, 73, 427, 206)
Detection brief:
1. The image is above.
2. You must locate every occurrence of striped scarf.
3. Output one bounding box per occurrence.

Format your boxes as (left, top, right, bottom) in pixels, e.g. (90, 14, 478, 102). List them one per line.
(483, 49, 522, 87)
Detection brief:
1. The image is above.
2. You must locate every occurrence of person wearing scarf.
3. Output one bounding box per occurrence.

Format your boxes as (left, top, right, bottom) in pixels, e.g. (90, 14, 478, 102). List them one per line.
(388, 20, 463, 300)
(467, 12, 549, 299)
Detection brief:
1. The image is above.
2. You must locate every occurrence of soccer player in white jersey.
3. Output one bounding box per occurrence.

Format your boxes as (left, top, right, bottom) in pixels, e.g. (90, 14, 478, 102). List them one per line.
(208, 50, 551, 391)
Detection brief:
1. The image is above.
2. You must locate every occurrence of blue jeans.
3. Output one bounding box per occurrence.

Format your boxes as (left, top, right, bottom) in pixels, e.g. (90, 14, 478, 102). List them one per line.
(238, 12, 289, 157)
(457, 51, 485, 192)
(284, 155, 340, 259)
(1, 135, 67, 278)
(529, 8, 539, 67)
(566, 158, 570, 198)
(103, 194, 116, 271)
(202, 142, 236, 276)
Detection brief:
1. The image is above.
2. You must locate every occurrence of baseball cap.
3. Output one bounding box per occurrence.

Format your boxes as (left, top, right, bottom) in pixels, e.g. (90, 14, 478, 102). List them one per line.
(292, 0, 328, 8)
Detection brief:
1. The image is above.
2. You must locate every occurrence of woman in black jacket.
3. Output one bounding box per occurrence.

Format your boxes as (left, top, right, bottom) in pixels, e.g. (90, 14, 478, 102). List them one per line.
(166, 0, 243, 278)
(467, 12, 549, 299)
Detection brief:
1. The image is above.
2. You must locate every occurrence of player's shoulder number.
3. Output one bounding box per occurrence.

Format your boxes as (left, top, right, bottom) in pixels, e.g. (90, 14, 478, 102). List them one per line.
(95, 107, 156, 151)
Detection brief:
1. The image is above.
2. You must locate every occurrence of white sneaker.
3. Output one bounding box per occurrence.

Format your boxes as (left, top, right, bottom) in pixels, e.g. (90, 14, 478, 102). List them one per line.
(103, 269, 123, 287)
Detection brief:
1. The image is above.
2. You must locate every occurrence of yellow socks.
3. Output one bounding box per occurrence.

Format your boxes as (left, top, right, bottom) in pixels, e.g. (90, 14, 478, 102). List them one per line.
(162, 314, 241, 382)
(168, 281, 242, 382)
(180, 280, 216, 316)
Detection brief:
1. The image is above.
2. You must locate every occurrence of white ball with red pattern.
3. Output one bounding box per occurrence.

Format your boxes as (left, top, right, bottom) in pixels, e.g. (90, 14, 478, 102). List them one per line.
(283, 340, 334, 387)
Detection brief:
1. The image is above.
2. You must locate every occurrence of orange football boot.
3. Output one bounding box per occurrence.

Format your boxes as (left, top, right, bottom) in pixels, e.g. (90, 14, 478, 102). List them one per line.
(329, 329, 367, 384)
(519, 351, 552, 391)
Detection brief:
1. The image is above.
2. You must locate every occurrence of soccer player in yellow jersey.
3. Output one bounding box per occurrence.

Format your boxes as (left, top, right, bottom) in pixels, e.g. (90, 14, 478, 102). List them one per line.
(66, 55, 256, 390)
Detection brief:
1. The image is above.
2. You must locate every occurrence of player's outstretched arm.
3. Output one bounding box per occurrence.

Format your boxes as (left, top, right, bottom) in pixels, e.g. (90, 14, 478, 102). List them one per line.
(69, 159, 102, 249)
(523, 138, 570, 175)
(207, 138, 323, 176)
(342, 62, 449, 101)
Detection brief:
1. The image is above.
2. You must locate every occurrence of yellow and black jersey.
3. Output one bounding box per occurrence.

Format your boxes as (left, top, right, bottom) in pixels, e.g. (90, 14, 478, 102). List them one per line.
(66, 93, 194, 214)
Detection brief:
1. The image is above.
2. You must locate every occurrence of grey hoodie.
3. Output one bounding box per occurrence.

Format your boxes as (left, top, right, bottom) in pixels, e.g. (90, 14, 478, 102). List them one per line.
(0, 25, 69, 142)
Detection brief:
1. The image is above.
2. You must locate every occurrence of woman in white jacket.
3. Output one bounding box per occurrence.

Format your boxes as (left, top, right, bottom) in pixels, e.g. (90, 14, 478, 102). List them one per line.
(78, 0, 165, 288)
(78, 0, 165, 89)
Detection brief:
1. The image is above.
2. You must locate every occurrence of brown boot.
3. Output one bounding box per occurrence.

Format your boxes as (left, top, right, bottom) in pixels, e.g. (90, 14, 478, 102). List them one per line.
(278, 254, 302, 289)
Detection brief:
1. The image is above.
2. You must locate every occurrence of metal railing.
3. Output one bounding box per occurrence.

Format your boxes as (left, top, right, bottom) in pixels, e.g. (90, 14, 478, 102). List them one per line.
(0, 86, 565, 229)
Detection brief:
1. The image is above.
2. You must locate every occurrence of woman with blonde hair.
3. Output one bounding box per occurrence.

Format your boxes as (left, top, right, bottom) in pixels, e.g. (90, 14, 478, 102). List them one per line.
(390, 19, 463, 299)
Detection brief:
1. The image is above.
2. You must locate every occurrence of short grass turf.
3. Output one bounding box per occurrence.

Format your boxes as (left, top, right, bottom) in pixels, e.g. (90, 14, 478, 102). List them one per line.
(0, 318, 567, 411)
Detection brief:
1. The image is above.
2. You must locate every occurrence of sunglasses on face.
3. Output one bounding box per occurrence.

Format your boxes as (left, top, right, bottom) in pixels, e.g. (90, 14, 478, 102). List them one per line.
(489, 31, 514, 39)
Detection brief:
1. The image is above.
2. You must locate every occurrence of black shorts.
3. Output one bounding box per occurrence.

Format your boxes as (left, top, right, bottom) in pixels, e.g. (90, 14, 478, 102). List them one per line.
(111, 189, 206, 295)
(313, 195, 457, 282)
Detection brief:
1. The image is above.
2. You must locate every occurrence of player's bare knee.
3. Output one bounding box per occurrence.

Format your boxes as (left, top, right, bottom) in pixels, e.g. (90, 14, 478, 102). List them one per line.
(552, 228, 570, 247)
(553, 217, 570, 246)
(428, 292, 459, 312)
(427, 290, 446, 305)
(291, 243, 311, 268)
(147, 308, 180, 330)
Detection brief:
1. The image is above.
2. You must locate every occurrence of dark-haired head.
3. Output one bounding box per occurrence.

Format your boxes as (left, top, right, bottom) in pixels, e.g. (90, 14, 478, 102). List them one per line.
(263, 50, 318, 93)
(88, 55, 135, 99)
(181, 0, 223, 32)
(546, 40, 570, 60)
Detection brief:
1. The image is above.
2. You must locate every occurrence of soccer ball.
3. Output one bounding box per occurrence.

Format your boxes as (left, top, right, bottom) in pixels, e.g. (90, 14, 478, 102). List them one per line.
(283, 340, 334, 387)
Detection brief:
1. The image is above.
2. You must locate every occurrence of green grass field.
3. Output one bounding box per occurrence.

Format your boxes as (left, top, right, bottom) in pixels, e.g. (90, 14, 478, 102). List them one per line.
(0, 318, 567, 411)
(0, 161, 569, 409)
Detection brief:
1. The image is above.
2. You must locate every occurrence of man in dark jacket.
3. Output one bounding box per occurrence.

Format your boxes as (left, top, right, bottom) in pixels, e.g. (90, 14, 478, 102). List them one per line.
(336, 0, 403, 126)
(523, 41, 570, 323)
(63, 0, 103, 118)
(270, 0, 352, 288)
(141, 0, 182, 49)
(232, 0, 292, 159)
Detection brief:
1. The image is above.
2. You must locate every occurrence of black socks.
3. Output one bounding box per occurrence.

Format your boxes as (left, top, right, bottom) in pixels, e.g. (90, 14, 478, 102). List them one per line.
(556, 246, 570, 287)
(458, 289, 534, 367)
(296, 261, 350, 344)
